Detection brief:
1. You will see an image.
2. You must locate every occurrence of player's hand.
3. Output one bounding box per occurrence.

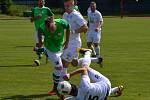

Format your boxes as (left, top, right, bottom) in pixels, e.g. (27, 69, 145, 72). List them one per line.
(63, 74, 70, 81)
(95, 28, 99, 32)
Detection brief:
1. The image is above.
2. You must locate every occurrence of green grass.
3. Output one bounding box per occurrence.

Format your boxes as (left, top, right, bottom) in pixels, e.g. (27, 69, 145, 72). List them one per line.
(0, 16, 150, 100)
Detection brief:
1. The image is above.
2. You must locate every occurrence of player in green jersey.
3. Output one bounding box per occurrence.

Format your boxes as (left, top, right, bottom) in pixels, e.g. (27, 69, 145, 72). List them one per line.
(31, 0, 54, 66)
(37, 17, 70, 99)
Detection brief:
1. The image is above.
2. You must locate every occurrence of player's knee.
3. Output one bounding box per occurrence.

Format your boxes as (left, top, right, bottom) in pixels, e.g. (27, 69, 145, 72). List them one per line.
(54, 66, 63, 76)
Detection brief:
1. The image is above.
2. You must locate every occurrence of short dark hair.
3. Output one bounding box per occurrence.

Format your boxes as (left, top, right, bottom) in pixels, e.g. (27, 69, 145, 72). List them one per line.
(63, 0, 73, 2)
(91, 1, 96, 5)
(45, 17, 54, 26)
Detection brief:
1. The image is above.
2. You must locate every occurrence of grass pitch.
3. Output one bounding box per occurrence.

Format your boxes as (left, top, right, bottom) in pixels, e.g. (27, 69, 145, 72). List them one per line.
(0, 16, 150, 100)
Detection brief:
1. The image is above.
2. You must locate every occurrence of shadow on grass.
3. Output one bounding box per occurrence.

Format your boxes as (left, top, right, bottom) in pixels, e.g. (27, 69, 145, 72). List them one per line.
(1, 93, 58, 100)
(0, 64, 35, 67)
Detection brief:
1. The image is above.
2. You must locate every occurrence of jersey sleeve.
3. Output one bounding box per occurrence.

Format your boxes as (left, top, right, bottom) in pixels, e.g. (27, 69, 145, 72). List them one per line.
(74, 13, 86, 27)
(61, 19, 70, 29)
(97, 12, 103, 22)
(47, 8, 54, 16)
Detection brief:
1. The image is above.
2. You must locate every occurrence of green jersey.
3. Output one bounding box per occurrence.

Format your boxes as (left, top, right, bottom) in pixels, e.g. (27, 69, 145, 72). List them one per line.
(39, 19, 70, 52)
(31, 6, 54, 30)
(74, 5, 79, 11)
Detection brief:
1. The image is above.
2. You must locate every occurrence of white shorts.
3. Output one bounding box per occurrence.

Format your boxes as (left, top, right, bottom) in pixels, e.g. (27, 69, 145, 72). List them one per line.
(35, 31, 44, 44)
(46, 49, 63, 68)
(62, 44, 80, 62)
(87, 31, 101, 43)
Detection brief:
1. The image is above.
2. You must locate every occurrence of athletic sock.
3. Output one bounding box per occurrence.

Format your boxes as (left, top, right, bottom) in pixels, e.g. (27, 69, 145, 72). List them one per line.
(95, 46, 100, 57)
(109, 87, 119, 95)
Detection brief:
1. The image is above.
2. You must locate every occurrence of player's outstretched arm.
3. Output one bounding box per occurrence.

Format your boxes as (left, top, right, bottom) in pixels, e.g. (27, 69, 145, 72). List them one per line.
(63, 67, 88, 81)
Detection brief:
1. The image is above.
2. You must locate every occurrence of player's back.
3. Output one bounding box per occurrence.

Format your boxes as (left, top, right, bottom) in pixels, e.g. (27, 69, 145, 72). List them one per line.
(76, 81, 109, 100)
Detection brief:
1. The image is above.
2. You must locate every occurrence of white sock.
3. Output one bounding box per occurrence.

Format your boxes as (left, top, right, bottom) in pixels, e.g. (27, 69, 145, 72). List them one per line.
(62, 67, 68, 75)
(109, 87, 119, 95)
(91, 58, 99, 63)
(95, 46, 100, 57)
(84, 51, 91, 58)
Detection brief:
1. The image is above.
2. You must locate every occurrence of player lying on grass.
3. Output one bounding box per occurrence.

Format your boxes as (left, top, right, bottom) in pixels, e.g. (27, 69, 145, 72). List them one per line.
(37, 17, 70, 99)
(31, 0, 54, 66)
(57, 49, 124, 100)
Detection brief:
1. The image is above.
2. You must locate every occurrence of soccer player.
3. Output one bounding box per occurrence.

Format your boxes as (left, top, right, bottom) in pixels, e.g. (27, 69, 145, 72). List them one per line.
(57, 49, 124, 100)
(87, 1, 103, 58)
(31, 0, 54, 66)
(37, 17, 70, 99)
(62, 0, 88, 75)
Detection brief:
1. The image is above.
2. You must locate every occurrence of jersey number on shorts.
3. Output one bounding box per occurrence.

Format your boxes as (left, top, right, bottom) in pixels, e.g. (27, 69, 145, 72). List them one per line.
(88, 95, 99, 100)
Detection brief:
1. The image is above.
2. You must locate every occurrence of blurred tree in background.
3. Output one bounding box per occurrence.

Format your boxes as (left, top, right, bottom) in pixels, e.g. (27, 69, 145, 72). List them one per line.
(0, 0, 13, 14)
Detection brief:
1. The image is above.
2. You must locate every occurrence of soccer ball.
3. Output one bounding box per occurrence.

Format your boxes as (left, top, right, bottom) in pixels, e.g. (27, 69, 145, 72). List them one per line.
(57, 81, 72, 95)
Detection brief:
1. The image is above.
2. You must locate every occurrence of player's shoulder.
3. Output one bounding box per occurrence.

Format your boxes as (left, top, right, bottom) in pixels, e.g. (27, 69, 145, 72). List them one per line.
(72, 10, 83, 19)
(95, 10, 102, 15)
(42, 6, 50, 9)
(33, 7, 39, 10)
(55, 18, 68, 24)
(72, 10, 81, 16)
(63, 12, 68, 17)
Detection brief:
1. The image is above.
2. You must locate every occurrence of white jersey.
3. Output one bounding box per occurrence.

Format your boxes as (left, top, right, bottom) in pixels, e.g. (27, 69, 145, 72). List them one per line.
(63, 10, 86, 46)
(88, 10, 103, 32)
(73, 66, 111, 100)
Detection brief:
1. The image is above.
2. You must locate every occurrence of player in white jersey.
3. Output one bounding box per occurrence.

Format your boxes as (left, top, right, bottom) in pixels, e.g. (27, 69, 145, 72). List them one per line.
(57, 49, 124, 100)
(62, 0, 88, 75)
(87, 1, 103, 58)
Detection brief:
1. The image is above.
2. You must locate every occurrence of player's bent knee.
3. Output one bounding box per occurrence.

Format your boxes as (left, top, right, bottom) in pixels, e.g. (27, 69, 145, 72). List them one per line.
(54, 66, 63, 76)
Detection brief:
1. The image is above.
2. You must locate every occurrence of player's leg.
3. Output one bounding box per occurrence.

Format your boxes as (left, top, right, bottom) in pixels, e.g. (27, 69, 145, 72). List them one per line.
(76, 48, 103, 68)
(34, 31, 45, 66)
(109, 85, 124, 97)
(87, 33, 96, 57)
(93, 31, 101, 58)
(46, 50, 63, 96)
(93, 43, 100, 57)
(62, 45, 79, 74)
(77, 48, 92, 67)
